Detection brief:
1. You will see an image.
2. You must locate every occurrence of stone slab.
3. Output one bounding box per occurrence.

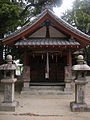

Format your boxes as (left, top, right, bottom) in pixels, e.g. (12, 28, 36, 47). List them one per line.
(70, 102, 90, 112)
(0, 101, 19, 112)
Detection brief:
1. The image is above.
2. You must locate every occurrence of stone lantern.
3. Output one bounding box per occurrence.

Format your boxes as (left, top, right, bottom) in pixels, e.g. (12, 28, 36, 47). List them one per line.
(0, 55, 18, 111)
(70, 55, 90, 112)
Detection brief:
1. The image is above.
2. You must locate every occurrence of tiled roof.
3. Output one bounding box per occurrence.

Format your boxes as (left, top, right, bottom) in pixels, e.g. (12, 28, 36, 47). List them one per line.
(49, 10, 90, 40)
(2, 10, 48, 42)
(2, 9, 90, 42)
(15, 38, 80, 46)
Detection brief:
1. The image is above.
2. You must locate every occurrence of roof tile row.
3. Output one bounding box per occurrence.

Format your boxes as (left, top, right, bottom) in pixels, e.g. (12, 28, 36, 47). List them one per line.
(15, 38, 80, 46)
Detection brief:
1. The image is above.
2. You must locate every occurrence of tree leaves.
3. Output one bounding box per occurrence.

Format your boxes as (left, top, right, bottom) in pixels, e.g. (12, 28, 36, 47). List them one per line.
(0, 0, 24, 38)
(62, 0, 90, 35)
(0, 0, 62, 38)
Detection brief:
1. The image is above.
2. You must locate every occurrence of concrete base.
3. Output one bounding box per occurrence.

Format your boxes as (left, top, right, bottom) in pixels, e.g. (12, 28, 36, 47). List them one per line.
(70, 102, 90, 112)
(0, 101, 18, 112)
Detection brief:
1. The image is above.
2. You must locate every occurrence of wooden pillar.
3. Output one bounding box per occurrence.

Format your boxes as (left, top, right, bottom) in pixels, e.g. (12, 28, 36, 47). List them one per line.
(64, 48, 72, 93)
(22, 48, 30, 92)
(24, 49, 28, 66)
(67, 48, 72, 66)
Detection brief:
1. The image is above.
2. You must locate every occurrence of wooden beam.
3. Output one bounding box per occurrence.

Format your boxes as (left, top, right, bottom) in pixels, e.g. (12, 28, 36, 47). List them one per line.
(46, 25, 50, 38)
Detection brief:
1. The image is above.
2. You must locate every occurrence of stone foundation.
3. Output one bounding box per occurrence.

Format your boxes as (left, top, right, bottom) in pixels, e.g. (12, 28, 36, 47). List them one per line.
(22, 66, 30, 91)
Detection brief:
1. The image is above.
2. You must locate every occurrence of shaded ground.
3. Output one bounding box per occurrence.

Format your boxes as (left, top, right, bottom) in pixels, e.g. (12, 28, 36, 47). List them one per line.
(0, 77, 90, 120)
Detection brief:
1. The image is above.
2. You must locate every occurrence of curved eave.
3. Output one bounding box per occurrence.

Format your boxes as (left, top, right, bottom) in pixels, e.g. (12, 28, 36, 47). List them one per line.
(47, 10, 90, 45)
(2, 9, 48, 45)
(2, 9, 90, 46)
(49, 10, 90, 40)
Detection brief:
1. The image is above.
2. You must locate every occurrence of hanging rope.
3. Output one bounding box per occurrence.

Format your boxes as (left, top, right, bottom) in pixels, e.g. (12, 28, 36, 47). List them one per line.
(45, 52, 49, 79)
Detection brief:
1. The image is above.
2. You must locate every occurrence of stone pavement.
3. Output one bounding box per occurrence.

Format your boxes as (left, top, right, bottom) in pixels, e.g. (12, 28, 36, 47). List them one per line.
(0, 77, 90, 120)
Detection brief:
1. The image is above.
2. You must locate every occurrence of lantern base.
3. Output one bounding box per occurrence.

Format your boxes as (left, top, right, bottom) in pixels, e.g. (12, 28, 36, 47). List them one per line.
(70, 102, 90, 112)
(0, 101, 18, 112)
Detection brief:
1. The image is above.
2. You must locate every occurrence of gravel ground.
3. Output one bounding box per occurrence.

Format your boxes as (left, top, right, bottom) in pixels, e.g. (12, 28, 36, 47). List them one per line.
(0, 77, 90, 120)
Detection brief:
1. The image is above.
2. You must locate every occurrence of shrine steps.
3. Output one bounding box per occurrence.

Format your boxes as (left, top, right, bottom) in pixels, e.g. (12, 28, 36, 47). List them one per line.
(21, 85, 71, 95)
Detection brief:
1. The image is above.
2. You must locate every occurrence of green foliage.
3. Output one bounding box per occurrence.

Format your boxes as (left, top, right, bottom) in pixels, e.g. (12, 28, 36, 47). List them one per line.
(61, 0, 90, 64)
(27, 0, 62, 7)
(0, 0, 25, 38)
(0, 0, 62, 38)
(62, 0, 90, 35)
(0, 0, 62, 63)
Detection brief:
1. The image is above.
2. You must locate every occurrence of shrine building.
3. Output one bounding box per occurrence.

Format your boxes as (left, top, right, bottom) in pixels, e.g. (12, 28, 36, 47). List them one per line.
(2, 9, 90, 90)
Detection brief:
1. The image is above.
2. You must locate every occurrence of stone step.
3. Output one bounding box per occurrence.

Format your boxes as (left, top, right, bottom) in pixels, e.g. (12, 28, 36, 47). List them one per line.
(30, 86, 64, 90)
(21, 86, 66, 95)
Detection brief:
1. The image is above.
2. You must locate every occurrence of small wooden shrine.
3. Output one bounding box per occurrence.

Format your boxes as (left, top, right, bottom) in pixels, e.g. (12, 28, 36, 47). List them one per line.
(2, 9, 90, 88)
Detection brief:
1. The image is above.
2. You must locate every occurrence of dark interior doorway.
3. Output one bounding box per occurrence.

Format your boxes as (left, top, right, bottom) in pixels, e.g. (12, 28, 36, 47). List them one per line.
(30, 54, 45, 83)
(29, 53, 66, 85)
(49, 55, 66, 83)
